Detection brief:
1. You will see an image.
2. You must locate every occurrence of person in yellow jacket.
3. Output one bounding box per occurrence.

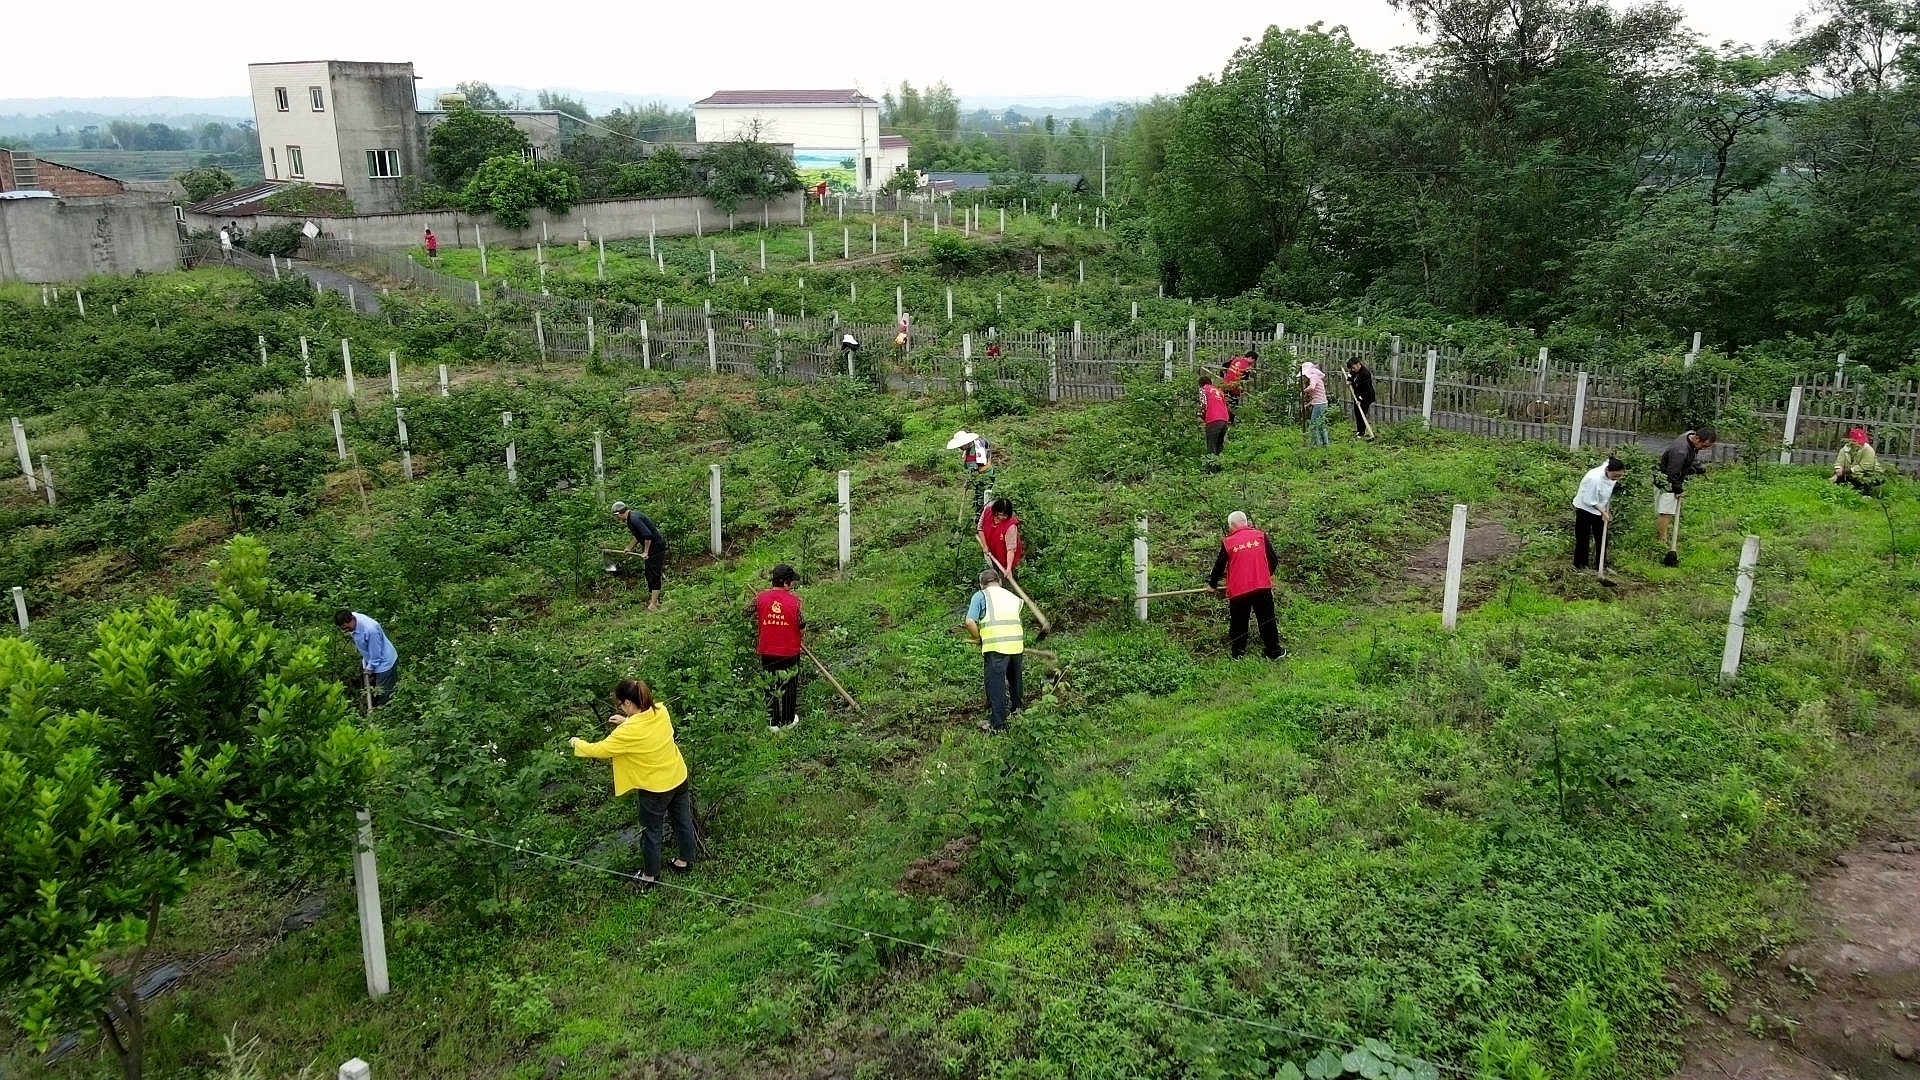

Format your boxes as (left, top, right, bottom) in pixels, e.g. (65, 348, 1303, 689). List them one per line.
(963, 565, 1025, 733)
(571, 679, 695, 885)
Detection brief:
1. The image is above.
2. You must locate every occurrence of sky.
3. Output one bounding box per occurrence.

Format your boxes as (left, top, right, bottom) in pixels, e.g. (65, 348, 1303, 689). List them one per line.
(5, 0, 1815, 105)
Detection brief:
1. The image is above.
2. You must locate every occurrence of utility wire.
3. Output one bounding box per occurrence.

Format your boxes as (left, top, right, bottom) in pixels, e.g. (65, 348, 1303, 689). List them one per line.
(400, 816, 1468, 1076)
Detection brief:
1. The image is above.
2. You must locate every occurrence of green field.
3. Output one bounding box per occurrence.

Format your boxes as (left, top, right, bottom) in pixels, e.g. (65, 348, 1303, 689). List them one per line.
(3, 268, 1918, 1080)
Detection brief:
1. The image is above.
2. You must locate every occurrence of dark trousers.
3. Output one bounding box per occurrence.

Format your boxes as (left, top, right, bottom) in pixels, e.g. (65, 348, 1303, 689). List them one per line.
(1227, 589, 1282, 659)
(643, 549, 666, 592)
(1573, 509, 1606, 569)
(368, 665, 399, 708)
(761, 652, 801, 728)
(635, 779, 697, 878)
(984, 651, 1024, 730)
(1352, 399, 1374, 434)
(1204, 421, 1228, 469)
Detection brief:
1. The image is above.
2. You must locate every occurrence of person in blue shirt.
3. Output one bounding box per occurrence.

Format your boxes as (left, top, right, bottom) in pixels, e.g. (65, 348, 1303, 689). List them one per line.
(335, 609, 400, 707)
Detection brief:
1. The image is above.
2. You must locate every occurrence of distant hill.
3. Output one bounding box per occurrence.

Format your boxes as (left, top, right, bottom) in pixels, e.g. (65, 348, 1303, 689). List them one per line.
(0, 96, 253, 137)
(418, 87, 695, 114)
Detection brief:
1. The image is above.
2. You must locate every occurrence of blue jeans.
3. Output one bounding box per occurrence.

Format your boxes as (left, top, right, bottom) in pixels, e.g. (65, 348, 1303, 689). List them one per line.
(635, 780, 697, 878)
(1308, 403, 1329, 447)
(983, 651, 1024, 730)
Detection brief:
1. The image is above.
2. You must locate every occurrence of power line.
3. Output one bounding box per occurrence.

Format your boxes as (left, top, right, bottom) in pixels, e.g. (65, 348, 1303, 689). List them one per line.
(401, 816, 1467, 1077)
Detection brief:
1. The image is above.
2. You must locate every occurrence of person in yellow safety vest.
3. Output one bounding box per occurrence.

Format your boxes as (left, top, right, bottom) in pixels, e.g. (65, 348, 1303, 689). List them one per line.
(963, 565, 1025, 733)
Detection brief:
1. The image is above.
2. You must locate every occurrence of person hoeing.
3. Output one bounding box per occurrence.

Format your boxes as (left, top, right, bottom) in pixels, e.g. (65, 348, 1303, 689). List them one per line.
(571, 679, 697, 887)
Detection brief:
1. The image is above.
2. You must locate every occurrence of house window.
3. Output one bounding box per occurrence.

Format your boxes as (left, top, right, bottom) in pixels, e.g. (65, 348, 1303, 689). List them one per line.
(309, 86, 326, 111)
(274, 87, 289, 112)
(521, 147, 539, 162)
(287, 146, 304, 178)
(366, 149, 401, 178)
(268, 147, 278, 179)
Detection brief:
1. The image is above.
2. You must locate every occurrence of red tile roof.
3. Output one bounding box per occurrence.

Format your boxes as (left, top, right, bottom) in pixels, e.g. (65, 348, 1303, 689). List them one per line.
(694, 89, 877, 106)
(879, 135, 909, 148)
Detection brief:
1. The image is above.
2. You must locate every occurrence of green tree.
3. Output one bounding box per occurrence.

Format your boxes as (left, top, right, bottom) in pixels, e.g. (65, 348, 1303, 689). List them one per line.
(461, 155, 582, 229)
(536, 89, 591, 121)
(609, 146, 697, 197)
(1149, 24, 1396, 299)
(0, 537, 385, 1080)
(174, 166, 238, 203)
(453, 80, 515, 110)
(428, 107, 532, 189)
(700, 136, 801, 213)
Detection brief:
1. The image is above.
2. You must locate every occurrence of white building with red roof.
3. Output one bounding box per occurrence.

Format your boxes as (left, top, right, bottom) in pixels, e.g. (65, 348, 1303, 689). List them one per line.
(692, 89, 909, 193)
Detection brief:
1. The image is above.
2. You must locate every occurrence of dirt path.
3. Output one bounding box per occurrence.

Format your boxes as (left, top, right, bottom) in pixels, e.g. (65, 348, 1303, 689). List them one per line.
(1673, 833, 1920, 1080)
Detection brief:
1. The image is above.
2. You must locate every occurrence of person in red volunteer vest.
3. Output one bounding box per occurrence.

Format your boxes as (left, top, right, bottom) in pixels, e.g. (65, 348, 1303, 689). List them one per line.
(743, 563, 806, 732)
(1221, 346, 1256, 417)
(1199, 375, 1231, 474)
(1207, 511, 1285, 659)
(978, 496, 1023, 580)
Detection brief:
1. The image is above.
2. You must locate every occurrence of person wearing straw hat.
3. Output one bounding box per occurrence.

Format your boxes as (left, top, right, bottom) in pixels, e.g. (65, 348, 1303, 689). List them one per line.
(948, 429, 994, 512)
(1573, 457, 1626, 571)
(1831, 427, 1882, 491)
(571, 678, 695, 887)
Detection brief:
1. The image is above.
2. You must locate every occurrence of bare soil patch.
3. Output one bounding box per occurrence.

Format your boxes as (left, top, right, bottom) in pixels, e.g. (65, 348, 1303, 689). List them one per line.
(1404, 521, 1522, 586)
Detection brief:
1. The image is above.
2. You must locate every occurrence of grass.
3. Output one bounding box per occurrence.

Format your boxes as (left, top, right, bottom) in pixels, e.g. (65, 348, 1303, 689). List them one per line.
(4, 271, 1920, 1080)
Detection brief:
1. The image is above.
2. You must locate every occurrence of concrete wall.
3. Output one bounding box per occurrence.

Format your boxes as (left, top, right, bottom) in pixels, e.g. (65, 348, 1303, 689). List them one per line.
(0, 193, 180, 282)
(696, 102, 891, 191)
(250, 62, 339, 184)
(328, 63, 426, 213)
(189, 191, 806, 250)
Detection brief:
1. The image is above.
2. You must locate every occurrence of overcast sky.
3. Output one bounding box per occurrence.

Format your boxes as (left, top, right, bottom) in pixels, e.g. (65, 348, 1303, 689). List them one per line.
(7, 0, 1813, 105)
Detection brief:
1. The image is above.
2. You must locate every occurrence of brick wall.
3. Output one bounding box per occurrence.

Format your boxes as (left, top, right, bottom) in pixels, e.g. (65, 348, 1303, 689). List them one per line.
(0, 150, 128, 196)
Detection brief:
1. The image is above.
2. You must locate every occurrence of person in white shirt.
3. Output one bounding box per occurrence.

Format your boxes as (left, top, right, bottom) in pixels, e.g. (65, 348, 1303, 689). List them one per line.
(1573, 457, 1626, 571)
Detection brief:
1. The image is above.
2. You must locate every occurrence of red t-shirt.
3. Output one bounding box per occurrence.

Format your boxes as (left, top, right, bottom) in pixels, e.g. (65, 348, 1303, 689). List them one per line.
(1222, 527, 1274, 598)
(979, 506, 1023, 572)
(755, 588, 803, 656)
(1200, 384, 1230, 424)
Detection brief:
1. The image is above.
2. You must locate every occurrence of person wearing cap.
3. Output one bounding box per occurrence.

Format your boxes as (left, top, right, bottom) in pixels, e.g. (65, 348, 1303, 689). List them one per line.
(949, 429, 994, 511)
(1345, 356, 1377, 440)
(839, 330, 859, 372)
(1299, 362, 1331, 448)
(1221, 346, 1256, 417)
(571, 678, 695, 886)
(1207, 511, 1284, 660)
(1831, 427, 1882, 490)
(1199, 374, 1230, 473)
(964, 565, 1026, 732)
(1655, 427, 1716, 547)
(743, 564, 806, 732)
(1573, 457, 1627, 571)
(611, 501, 666, 611)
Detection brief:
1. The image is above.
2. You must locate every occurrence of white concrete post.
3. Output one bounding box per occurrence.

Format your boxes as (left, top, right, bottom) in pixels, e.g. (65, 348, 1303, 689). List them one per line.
(351, 810, 389, 999)
(341, 339, 356, 398)
(808, 230, 815, 264)
(269, 254, 280, 281)
(1048, 357, 1060, 403)
(1036, 252, 1043, 280)
(598, 234, 606, 280)
(259, 335, 269, 367)
(437, 364, 449, 397)
(11, 586, 26, 631)
(347, 285, 355, 311)
(1535, 346, 1549, 399)
(1779, 385, 1803, 465)
(1133, 517, 1150, 623)
(1719, 535, 1761, 685)
(837, 470, 852, 569)
(502, 412, 517, 483)
(708, 464, 723, 556)
(896, 286, 904, 320)
(38, 455, 53, 506)
(395, 408, 412, 480)
(1163, 341, 1174, 381)
(649, 218, 657, 255)
(706, 326, 717, 373)
(10, 417, 35, 492)
(1569, 371, 1589, 450)
(1835, 351, 1847, 390)
(331, 410, 347, 460)
(871, 221, 877, 254)
(1421, 349, 1438, 429)
(843, 227, 850, 259)
(593, 430, 604, 486)
(1187, 319, 1197, 370)
(963, 334, 975, 398)
(339, 1060, 371, 1080)
(586, 316, 596, 360)
(299, 336, 311, 382)
(902, 218, 909, 248)
(1131, 301, 1139, 323)
(473, 280, 482, 305)
(534, 312, 547, 361)
(76, 290, 85, 318)
(946, 287, 954, 321)
(1078, 260, 1085, 285)
(388, 350, 400, 398)
(640, 320, 651, 369)
(695, 208, 702, 237)
(1000, 207, 1006, 234)
(708, 249, 716, 285)
(1441, 504, 1468, 630)
(759, 238, 766, 271)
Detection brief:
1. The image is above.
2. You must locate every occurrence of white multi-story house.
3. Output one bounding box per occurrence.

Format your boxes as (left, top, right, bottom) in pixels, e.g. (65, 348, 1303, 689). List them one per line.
(693, 89, 909, 193)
